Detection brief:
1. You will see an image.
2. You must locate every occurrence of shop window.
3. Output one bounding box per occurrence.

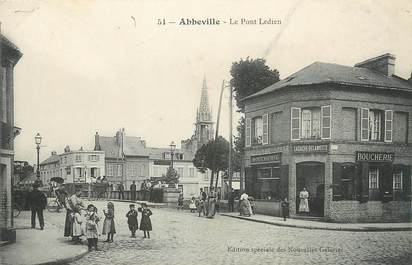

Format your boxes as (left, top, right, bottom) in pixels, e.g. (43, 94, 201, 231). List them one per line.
(368, 167, 380, 200)
(392, 165, 411, 201)
(256, 167, 280, 200)
(393, 171, 402, 190)
(333, 163, 358, 201)
(360, 108, 392, 142)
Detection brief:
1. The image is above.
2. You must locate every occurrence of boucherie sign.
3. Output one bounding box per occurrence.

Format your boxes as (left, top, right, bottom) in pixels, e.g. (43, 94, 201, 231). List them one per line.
(356, 152, 394, 162)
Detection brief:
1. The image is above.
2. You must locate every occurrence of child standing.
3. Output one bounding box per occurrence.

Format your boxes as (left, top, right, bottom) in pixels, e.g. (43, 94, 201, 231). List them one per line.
(126, 204, 138, 237)
(189, 197, 197, 213)
(102, 202, 116, 242)
(138, 203, 152, 239)
(85, 204, 100, 251)
(72, 205, 84, 244)
(177, 193, 184, 210)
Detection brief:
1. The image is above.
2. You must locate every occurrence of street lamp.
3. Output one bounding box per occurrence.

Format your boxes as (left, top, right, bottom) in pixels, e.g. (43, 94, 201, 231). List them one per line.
(35, 133, 42, 186)
(169, 141, 176, 169)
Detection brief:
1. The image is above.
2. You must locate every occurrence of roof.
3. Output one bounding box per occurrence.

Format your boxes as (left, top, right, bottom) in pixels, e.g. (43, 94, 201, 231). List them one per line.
(99, 136, 122, 159)
(99, 135, 194, 161)
(40, 154, 60, 165)
(1, 34, 23, 60)
(245, 61, 412, 100)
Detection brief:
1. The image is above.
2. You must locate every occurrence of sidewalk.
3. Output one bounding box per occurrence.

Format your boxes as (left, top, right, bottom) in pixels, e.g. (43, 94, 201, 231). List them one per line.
(97, 198, 165, 208)
(0, 211, 88, 265)
(220, 212, 412, 232)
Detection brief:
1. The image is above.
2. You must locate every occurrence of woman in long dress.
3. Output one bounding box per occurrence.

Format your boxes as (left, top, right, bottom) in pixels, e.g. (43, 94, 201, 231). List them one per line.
(206, 187, 216, 218)
(299, 188, 310, 215)
(64, 189, 84, 239)
(239, 192, 251, 217)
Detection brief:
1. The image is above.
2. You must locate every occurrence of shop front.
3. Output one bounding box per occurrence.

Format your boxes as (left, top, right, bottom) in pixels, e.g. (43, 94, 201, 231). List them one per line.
(330, 151, 411, 222)
(245, 152, 288, 216)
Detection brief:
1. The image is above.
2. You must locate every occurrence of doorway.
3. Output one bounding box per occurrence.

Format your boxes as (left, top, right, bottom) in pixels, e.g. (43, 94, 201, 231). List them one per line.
(296, 161, 325, 217)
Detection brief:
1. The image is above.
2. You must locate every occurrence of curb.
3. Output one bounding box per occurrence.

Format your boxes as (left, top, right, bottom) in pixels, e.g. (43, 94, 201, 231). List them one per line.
(34, 249, 89, 265)
(220, 214, 412, 232)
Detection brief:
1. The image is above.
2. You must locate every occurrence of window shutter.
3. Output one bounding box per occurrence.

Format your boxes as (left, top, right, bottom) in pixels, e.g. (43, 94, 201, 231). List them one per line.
(280, 165, 289, 200)
(403, 166, 411, 201)
(245, 118, 251, 147)
(360, 108, 369, 141)
(359, 162, 369, 203)
(262, 114, 269, 145)
(332, 162, 342, 201)
(384, 110, 393, 142)
(321, 105, 331, 139)
(291, 107, 301, 140)
(380, 164, 393, 202)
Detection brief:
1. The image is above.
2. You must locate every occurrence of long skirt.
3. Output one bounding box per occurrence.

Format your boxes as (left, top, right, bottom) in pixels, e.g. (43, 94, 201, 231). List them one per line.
(102, 218, 116, 234)
(64, 210, 73, 237)
(206, 200, 216, 218)
(140, 216, 152, 231)
(299, 198, 309, 213)
(240, 200, 251, 216)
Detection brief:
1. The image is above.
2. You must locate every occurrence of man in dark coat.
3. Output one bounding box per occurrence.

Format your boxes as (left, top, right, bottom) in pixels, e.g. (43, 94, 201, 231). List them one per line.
(28, 184, 47, 230)
(228, 188, 235, 212)
(130, 181, 137, 201)
(118, 183, 125, 199)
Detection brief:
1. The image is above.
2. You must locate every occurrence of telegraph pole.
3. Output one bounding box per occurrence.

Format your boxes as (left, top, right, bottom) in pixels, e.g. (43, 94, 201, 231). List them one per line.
(228, 81, 233, 192)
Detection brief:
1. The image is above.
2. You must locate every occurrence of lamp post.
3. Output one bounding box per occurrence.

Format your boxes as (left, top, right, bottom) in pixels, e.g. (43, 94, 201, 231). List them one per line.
(35, 133, 42, 186)
(169, 141, 176, 169)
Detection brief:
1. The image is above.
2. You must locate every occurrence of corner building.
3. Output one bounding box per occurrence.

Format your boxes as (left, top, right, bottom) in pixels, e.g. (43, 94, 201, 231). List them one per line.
(243, 54, 412, 222)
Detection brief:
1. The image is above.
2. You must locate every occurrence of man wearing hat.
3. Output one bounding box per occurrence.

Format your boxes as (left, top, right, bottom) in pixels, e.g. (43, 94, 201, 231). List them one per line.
(28, 184, 47, 230)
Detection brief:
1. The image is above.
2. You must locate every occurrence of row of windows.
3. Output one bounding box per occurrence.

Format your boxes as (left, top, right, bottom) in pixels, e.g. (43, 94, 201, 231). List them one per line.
(152, 166, 196, 178)
(74, 154, 100, 162)
(246, 106, 404, 147)
(106, 164, 122, 177)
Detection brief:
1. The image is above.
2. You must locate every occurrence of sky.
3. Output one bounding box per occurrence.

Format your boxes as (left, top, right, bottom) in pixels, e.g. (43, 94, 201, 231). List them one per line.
(1, 0, 411, 164)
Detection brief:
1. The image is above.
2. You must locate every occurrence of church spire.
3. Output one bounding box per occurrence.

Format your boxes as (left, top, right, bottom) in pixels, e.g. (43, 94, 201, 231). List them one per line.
(199, 76, 211, 121)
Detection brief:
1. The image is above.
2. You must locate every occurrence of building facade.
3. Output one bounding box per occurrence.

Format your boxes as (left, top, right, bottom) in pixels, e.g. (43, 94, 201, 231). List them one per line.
(0, 33, 22, 243)
(95, 129, 218, 198)
(40, 147, 105, 184)
(39, 151, 60, 185)
(243, 54, 412, 222)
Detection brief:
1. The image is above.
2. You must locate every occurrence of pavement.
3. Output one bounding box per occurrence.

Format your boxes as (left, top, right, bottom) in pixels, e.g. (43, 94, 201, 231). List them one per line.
(1, 200, 411, 265)
(0, 211, 88, 265)
(220, 212, 412, 232)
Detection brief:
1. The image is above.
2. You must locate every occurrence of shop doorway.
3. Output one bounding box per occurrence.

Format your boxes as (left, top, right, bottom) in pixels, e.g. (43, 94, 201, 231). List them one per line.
(296, 162, 325, 217)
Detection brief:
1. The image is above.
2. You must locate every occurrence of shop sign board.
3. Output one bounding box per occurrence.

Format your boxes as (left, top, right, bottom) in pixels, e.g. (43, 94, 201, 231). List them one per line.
(292, 144, 329, 153)
(355, 152, 394, 162)
(250, 153, 281, 164)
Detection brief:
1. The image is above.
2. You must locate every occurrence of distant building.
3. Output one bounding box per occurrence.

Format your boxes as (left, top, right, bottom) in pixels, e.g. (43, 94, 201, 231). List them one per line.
(95, 129, 218, 197)
(39, 151, 60, 185)
(0, 32, 23, 243)
(40, 147, 105, 184)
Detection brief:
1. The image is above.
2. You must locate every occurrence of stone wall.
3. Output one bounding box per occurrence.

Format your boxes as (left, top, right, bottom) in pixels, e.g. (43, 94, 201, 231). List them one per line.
(329, 200, 411, 223)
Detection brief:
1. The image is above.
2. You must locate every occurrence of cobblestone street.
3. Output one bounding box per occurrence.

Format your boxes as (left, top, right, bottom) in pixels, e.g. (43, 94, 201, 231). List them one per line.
(38, 200, 412, 265)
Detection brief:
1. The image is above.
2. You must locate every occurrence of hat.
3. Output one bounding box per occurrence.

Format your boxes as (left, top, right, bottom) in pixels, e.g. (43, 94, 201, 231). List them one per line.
(87, 204, 95, 210)
(141, 203, 147, 207)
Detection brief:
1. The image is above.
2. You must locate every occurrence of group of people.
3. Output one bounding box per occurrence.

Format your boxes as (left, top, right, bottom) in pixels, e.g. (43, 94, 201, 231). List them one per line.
(63, 189, 153, 251)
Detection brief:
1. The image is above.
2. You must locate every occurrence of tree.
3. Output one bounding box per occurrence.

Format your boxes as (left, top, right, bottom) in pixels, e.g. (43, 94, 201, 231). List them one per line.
(162, 167, 180, 187)
(230, 57, 280, 112)
(193, 136, 233, 188)
(230, 58, 280, 190)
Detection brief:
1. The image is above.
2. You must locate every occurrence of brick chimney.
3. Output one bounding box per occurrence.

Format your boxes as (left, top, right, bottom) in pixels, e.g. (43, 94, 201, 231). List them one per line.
(354, 53, 396, 77)
(94, 132, 101, 151)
